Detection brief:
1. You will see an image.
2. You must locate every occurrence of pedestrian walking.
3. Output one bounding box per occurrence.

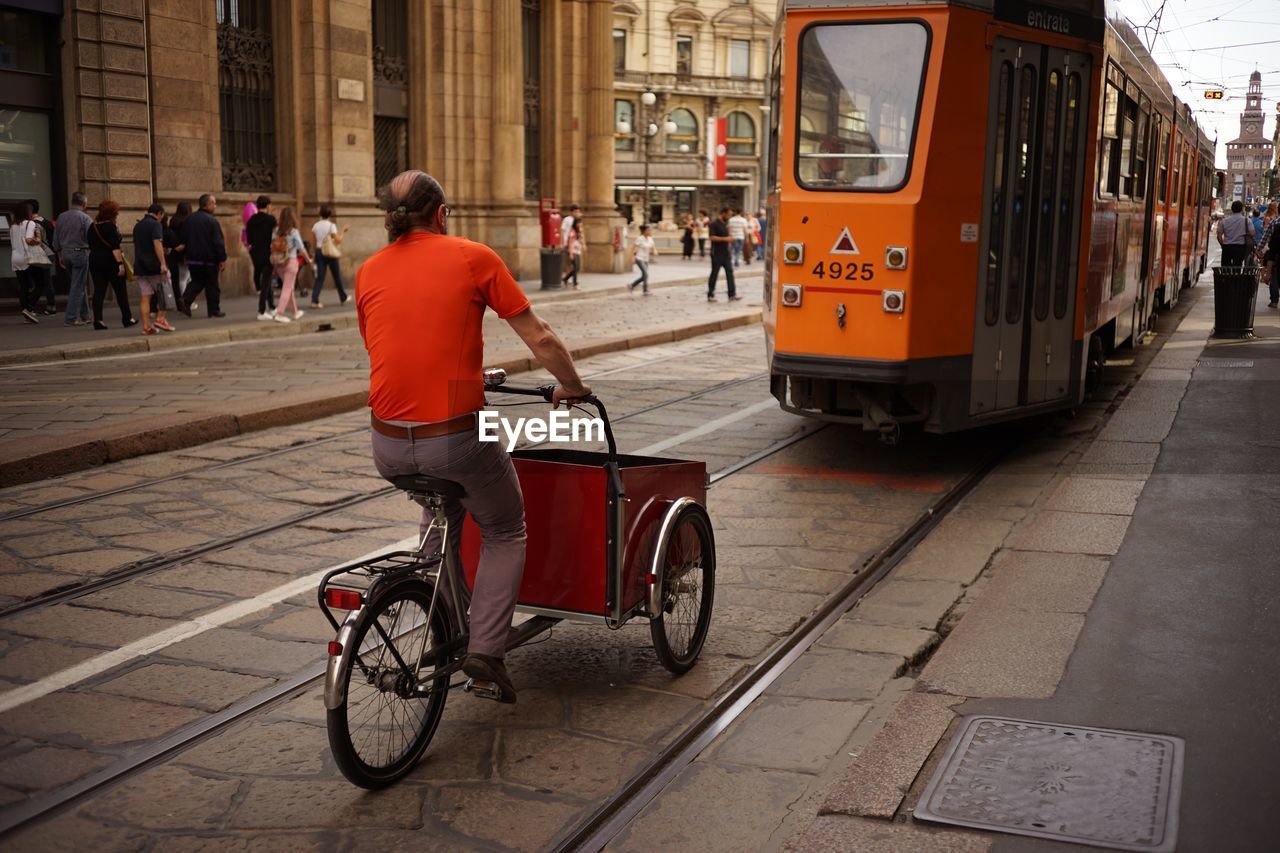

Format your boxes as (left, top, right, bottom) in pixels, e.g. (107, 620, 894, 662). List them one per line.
(1254, 202, 1277, 267)
(743, 211, 761, 265)
(52, 191, 94, 326)
(562, 218, 585, 289)
(311, 205, 351, 308)
(25, 199, 57, 315)
(758, 208, 769, 248)
(707, 208, 740, 303)
(271, 206, 313, 323)
(560, 203, 581, 249)
(133, 203, 176, 336)
(179, 194, 227, 318)
(245, 195, 277, 319)
(695, 210, 709, 258)
(728, 208, 747, 267)
(1217, 201, 1254, 268)
(9, 204, 36, 323)
(88, 200, 136, 330)
(630, 224, 657, 295)
(680, 214, 695, 260)
(167, 202, 192, 298)
(1263, 211, 1280, 308)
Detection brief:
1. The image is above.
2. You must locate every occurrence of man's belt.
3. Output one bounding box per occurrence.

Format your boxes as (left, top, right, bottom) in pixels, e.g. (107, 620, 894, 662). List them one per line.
(370, 412, 475, 440)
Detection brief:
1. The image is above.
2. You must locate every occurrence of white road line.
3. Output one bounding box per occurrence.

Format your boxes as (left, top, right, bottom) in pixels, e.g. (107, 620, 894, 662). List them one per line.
(0, 537, 416, 715)
(634, 398, 778, 456)
(0, 394, 780, 714)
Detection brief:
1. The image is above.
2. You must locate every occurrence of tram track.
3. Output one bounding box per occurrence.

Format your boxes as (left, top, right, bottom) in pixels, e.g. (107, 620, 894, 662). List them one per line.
(0, 369, 769, 620)
(0, 411, 827, 839)
(0, 333, 758, 524)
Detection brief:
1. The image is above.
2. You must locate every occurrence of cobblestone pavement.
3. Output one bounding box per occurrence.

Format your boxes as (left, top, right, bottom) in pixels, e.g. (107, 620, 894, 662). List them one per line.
(0, 326, 1008, 851)
(0, 275, 763, 448)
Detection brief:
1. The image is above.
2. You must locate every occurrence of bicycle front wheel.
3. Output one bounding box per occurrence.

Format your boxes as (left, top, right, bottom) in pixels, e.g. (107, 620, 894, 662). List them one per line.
(327, 579, 453, 788)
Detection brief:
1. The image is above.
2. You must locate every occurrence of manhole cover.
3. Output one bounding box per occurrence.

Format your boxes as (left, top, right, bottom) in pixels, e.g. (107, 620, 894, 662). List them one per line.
(1196, 358, 1254, 368)
(914, 716, 1183, 851)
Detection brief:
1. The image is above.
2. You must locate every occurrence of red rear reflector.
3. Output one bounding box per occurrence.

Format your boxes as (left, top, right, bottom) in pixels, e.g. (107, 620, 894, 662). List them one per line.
(325, 588, 363, 610)
(327, 641, 343, 656)
(644, 573, 657, 584)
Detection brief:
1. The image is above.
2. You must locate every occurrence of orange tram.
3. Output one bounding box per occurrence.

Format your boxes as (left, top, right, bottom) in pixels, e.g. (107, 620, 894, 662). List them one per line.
(763, 0, 1214, 438)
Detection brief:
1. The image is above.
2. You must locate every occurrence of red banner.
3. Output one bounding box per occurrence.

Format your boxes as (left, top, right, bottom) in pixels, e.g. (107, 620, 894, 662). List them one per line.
(706, 116, 727, 181)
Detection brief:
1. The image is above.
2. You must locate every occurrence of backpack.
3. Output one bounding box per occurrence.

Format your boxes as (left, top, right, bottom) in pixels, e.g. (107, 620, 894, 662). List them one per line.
(269, 233, 289, 266)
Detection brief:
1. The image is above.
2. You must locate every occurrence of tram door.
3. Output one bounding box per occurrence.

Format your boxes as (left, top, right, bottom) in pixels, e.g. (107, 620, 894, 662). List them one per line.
(971, 39, 1091, 415)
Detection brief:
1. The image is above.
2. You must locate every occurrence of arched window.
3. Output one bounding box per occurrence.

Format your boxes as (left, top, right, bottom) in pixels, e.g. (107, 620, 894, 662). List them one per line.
(727, 111, 755, 156)
(666, 108, 699, 153)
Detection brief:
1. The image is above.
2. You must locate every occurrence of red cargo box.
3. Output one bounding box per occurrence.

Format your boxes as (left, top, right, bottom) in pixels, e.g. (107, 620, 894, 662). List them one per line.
(461, 448, 706, 620)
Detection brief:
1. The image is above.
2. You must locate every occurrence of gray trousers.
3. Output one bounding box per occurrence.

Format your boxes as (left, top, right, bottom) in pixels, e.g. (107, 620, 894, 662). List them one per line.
(371, 428, 526, 658)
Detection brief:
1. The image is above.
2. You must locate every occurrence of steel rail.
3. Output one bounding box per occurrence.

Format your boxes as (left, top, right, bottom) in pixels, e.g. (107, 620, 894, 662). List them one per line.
(0, 412, 821, 839)
(0, 334, 758, 524)
(0, 372, 769, 620)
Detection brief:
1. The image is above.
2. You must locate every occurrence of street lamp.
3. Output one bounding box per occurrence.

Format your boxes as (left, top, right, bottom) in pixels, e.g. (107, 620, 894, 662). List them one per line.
(628, 91, 676, 226)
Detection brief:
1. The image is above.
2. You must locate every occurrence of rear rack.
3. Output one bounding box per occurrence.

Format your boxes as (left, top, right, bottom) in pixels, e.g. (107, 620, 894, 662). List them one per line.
(317, 550, 441, 631)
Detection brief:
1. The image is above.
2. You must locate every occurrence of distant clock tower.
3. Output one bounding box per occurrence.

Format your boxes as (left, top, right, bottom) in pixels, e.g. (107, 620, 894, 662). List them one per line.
(1225, 71, 1273, 203)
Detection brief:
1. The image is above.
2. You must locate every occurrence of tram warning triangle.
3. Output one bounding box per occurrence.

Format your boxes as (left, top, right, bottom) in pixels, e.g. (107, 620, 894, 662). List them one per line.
(830, 227, 860, 255)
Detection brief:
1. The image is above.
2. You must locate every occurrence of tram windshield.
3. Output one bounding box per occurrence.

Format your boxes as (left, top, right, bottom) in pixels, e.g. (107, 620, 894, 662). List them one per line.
(796, 22, 929, 191)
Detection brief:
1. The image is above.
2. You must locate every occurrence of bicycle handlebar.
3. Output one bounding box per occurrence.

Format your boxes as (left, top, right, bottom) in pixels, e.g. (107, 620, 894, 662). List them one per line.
(487, 382, 618, 459)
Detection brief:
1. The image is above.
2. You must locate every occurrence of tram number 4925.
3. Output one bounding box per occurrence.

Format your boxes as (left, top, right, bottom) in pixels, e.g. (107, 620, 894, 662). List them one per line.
(811, 260, 875, 281)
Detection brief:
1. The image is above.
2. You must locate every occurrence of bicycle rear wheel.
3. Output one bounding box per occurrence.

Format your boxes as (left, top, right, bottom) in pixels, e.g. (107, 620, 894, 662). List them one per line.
(650, 505, 716, 674)
(327, 578, 453, 788)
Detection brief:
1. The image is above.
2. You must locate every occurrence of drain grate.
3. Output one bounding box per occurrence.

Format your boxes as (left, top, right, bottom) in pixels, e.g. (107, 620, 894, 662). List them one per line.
(1196, 358, 1254, 368)
(914, 716, 1183, 852)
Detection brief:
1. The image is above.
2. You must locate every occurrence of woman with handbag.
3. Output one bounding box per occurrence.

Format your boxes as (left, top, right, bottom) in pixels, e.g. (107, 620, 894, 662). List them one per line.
(11, 204, 38, 324)
(21, 203, 56, 321)
(310, 205, 350, 308)
(271, 206, 313, 323)
(88, 200, 136, 330)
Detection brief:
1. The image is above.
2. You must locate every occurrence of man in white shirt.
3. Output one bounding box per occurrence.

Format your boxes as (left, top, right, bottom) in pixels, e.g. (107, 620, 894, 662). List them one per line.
(727, 209, 747, 268)
(1216, 200, 1255, 268)
(629, 224, 657, 295)
(560, 204, 581, 249)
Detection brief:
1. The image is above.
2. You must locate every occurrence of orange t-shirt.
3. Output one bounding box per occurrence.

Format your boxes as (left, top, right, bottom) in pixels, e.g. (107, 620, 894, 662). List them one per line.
(357, 232, 531, 423)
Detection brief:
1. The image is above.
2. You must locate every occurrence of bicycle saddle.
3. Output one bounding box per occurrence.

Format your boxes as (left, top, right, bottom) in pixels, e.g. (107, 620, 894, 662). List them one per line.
(391, 474, 465, 500)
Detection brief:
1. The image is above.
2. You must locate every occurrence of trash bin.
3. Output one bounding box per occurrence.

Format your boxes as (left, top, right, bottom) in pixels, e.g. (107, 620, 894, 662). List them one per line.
(540, 248, 564, 290)
(1211, 266, 1258, 338)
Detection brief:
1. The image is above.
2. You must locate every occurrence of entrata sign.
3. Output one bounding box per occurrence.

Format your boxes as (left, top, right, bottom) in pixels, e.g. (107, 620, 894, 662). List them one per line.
(993, 0, 1105, 42)
(706, 117, 727, 181)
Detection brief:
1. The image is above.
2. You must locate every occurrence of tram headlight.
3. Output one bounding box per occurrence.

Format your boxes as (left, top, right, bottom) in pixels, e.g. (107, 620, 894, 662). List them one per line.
(781, 284, 803, 307)
(885, 246, 908, 270)
(882, 290, 905, 313)
(782, 242, 804, 264)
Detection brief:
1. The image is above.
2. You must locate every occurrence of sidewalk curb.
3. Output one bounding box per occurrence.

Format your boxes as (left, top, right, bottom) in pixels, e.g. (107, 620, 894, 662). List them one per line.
(0, 310, 761, 487)
(0, 271, 763, 368)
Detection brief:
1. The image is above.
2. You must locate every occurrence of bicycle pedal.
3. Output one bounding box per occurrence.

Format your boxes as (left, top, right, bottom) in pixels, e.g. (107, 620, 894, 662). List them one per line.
(464, 678, 503, 701)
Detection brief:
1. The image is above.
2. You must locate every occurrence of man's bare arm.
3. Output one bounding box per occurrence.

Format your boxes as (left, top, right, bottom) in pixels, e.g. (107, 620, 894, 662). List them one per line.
(505, 307, 591, 407)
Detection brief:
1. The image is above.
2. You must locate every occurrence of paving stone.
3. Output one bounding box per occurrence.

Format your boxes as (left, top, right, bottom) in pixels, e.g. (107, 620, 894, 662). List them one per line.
(498, 727, 650, 800)
(974, 550, 1109, 614)
(430, 783, 585, 849)
(3, 606, 173, 645)
(743, 564, 846, 595)
(567, 685, 702, 745)
(1080, 439, 1162, 465)
(246, 606, 334, 642)
(159, 628, 322, 677)
(0, 744, 115, 792)
(851, 579, 963, 630)
(78, 516, 165, 537)
(789, 814, 992, 853)
(766, 648, 903, 702)
(148, 563, 295, 596)
(30, 547, 151, 577)
(713, 695, 869, 774)
(892, 541, 996, 586)
(95, 663, 276, 712)
(0, 570, 82, 601)
(924, 516, 1015, 549)
(822, 691, 960, 818)
(81, 765, 241, 831)
(918, 609, 1085, 699)
(229, 779, 425, 830)
(108, 530, 210, 552)
(178, 720, 327, 776)
(818, 619, 938, 661)
(1009, 509, 1131, 555)
(1045, 475, 1146, 515)
(0, 638, 104, 681)
(611, 762, 813, 853)
(1073, 461, 1157, 480)
(0, 691, 204, 746)
(4, 531, 102, 559)
(70, 584, 226, 618)
(1, 812, 153, 853)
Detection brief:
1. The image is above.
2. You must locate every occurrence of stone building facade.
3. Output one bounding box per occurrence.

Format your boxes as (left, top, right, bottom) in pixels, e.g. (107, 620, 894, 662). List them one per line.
(610, 0, 774, 225)
(0, 0, 624, 306)
(1223, 71, 1272, 205)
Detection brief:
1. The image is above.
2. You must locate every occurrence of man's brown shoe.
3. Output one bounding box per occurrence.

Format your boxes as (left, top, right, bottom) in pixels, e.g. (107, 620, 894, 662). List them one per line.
(462, 653, 517, 704)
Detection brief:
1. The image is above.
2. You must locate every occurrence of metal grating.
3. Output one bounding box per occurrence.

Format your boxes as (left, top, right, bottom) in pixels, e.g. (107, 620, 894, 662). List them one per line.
(914, 716, 1183, 852)
(1196, 358, 1254, 368)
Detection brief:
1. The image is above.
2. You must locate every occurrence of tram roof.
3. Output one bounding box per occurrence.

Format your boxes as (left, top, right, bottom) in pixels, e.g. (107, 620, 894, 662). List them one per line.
(780, 0, 1105, 19)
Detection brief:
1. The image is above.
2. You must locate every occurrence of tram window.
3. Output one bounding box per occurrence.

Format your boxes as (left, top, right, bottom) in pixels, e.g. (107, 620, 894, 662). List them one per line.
(795, 22, 929, 191)
(1119, 97, 1136, 198)
(1054, 72, 1081, 321)
(1034, 70, 1060, 323)
(1005, 64, 1036, 326)
(985, 61, 1013, 327)
(1099, 81, 1121, 196)
(1157, 128, 1169, 204)
(1133, 108, 1149, 200)
(766, 42, 782, 192)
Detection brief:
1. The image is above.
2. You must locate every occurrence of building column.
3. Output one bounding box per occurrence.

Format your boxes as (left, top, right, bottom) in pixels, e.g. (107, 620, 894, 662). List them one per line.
(584, 0, 625, 272)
